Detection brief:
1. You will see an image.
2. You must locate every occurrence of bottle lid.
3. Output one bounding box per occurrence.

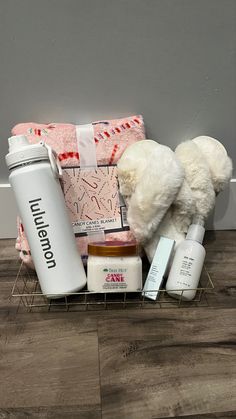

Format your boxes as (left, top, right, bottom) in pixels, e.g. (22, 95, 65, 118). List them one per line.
(6, 135, 49, 169)
(192, 214, 205, 226)
(186, 215, 205, 244)
(88, 241, 140, 257)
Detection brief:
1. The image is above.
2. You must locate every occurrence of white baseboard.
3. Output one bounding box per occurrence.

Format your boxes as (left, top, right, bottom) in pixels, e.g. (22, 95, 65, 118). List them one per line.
(0, 181, 235, 238)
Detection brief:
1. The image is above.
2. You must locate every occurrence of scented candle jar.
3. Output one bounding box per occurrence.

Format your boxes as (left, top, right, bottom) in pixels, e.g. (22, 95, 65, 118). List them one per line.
(87, 241, 142, 292)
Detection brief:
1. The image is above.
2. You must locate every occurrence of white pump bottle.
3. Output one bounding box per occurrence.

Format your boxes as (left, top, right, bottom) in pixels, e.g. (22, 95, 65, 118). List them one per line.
(165, 215, 206, 301)
(6, 135, 87, 297)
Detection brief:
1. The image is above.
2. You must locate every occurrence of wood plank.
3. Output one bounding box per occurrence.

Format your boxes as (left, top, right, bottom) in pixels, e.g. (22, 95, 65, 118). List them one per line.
(0, 313, 101, 411)
(0, 241, 20, 315)
(98, 308, 236, 343)
(0, 407, 101, 418)
(98, 308, 236, 419)
(0, 281, 18, 315)
(155, 411, 236, 418)
(0, 234, 235, 418)
(204, 231, 236, 308)
(0, 239, 18, 260)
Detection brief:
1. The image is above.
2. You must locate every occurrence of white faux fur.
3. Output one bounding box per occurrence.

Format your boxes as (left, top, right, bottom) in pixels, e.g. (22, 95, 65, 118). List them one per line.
(192, 136, 233, 193)
(117, 140, 184, 243)
(117, 136, 233, 262)
(170, 179, 196, 234)
(144, 210, 185, 262)
(175, 140, 216, 218)
(144, 139, 216, 261)
(144, 179, 196, 261)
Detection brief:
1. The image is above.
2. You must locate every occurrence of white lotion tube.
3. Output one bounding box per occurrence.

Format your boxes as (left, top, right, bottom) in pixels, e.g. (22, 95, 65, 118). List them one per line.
(166, 215, 206, 301)
(142, 237, 175, 300)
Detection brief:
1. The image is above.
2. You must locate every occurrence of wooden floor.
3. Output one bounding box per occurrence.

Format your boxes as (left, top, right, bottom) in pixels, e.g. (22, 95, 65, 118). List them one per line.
(0, 231, 235, 418)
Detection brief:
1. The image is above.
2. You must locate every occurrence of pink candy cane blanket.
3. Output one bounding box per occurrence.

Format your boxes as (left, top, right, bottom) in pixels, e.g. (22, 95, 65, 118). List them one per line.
(12, 115, 145, 266)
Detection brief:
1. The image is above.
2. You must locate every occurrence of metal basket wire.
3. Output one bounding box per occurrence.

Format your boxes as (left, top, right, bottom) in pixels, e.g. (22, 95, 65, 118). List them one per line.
(11, 261, 214, 312)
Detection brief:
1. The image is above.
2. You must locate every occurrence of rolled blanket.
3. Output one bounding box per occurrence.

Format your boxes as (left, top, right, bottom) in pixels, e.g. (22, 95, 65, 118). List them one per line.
(12, 115, 146, 266)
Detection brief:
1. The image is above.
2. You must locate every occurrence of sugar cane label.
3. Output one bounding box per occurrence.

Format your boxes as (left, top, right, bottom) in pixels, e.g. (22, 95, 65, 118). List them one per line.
(62, 165, 129, 236)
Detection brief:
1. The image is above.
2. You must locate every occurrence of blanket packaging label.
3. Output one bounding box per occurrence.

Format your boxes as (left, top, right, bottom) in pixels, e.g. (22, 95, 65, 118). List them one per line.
(62, 165, 129, 236)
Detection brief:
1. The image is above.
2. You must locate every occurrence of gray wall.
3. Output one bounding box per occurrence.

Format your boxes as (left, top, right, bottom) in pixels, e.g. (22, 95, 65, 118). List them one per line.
(0, 0, 235, 182)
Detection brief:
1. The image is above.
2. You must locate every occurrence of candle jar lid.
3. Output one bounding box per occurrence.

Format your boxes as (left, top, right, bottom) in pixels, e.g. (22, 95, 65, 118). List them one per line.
(88, 241, 140, 257)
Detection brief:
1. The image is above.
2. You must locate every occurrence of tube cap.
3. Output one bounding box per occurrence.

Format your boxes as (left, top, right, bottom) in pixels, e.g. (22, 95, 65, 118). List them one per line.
(186, 215, 205, 244)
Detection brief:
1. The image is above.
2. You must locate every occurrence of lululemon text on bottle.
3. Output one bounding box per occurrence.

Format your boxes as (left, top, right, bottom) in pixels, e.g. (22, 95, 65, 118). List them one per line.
(29, 198, 56, 269)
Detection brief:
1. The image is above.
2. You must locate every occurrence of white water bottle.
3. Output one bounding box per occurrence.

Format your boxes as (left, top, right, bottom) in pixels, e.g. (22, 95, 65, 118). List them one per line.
(6, 135, 87, 297)
(165, 215, 206, 301)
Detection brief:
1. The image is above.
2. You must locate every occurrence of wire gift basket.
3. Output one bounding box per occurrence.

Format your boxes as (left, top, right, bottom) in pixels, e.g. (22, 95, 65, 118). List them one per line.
(11, 260, 214, 312)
